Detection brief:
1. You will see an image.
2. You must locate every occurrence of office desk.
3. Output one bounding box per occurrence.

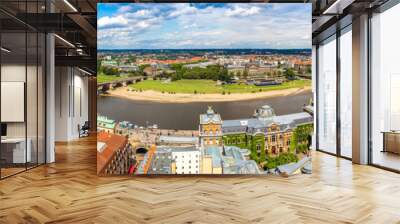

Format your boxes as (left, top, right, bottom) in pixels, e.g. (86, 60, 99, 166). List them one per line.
(1, 138, 31, 164)
(382, 131, 400, 155)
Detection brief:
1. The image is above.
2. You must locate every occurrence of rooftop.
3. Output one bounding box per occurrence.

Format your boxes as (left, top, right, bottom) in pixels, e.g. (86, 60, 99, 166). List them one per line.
(158, 136, 198, 144)
(205, 146, 223, 168)
(157, 146, 200, 153)
(97, 132, 128, 174)
(97, 115, 115, 123)
(200, 106, 222, 125)
(222, 111, 312, 133)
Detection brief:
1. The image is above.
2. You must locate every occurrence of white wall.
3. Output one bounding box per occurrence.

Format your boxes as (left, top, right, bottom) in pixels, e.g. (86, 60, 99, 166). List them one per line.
(1, 64, 26, 138)
(54, 67, 89, 141)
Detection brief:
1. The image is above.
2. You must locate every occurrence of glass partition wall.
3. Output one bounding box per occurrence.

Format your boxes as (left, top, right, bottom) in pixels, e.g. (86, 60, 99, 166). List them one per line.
(316, 25, 353, 159)
(317, 35, 337, 155)
(370, 3, 400, 171)
(339, 27, 352, 159)
(0, 2, 46, 179)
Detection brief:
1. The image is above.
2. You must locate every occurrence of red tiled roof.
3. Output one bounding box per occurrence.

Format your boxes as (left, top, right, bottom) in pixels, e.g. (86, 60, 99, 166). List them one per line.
(97, 132, 128, 174)
(139, 57, 204, 65)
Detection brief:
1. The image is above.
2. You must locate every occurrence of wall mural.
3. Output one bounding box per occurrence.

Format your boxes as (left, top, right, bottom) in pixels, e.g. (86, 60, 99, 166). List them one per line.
(97, 3, 313, 176)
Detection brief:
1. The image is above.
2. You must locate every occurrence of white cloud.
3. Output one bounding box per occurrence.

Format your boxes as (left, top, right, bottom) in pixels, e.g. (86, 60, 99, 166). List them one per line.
(98, 4, 311, 49)
(118, 5, 132, 13)
(168, 4, 198, 18)
(183, 23, 197, 29)
(224, 6, 261, 17)
(98, 15, 128, 29)
(127, 9, 154, 19)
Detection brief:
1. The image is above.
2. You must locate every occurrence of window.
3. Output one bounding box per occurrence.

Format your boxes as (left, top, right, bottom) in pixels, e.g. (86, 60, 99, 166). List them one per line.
(340, 27, 352, 158)
(317, 35, 337, 154)
(0, 5, 46, 179)
(370, 4, 400, 171)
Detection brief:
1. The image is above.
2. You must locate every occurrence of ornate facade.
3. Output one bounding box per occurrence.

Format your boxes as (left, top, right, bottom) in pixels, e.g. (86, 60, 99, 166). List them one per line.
(199, 106, 223, 147)
(204, 105, 313, 159)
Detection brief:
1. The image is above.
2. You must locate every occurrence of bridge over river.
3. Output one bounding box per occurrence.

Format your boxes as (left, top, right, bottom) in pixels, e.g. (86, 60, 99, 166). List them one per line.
(97, 76, 147, 93)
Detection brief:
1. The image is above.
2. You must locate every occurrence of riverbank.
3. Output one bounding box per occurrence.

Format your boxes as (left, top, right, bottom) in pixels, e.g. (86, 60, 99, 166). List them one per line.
(129, 79, 311, 94)
(104, 86, 312, 103)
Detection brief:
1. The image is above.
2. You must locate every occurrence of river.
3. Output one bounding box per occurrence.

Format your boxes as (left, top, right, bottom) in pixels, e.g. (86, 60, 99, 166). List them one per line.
(97, 91, 312, 130)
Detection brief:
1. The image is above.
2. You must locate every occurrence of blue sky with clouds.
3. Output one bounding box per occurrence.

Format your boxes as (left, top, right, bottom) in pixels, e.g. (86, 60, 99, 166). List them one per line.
(98, 3, 311, 50)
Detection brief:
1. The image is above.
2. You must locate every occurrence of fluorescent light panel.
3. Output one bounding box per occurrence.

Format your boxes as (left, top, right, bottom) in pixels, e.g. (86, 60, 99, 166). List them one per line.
(1, 47, 11, 53)
(78, 67, 92, 76)
(54, 34, 75, 48)
(63, 0, 78, 12)
(323, 0, 355, 15)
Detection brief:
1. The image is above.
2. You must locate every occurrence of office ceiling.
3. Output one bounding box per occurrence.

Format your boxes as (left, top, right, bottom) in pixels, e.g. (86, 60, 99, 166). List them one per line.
(0, 0, 97, 74)
(312, 0, 390, 44)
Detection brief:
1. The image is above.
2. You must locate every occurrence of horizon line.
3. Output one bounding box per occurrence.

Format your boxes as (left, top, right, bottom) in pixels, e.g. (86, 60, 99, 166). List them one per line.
(98, 48, 312, 51)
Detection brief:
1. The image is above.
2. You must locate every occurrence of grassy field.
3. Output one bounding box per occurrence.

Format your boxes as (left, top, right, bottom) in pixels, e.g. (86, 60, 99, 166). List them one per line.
(129, 79, 311, 94)
(97, 73, 125, 84)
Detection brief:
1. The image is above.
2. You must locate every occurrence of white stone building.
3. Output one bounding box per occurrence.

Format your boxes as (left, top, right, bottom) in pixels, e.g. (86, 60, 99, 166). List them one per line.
(171, 147, 201, 174)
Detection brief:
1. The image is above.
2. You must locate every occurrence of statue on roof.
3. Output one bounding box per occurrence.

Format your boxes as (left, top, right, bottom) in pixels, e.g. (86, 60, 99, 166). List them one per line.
(207, 106, 215, 115)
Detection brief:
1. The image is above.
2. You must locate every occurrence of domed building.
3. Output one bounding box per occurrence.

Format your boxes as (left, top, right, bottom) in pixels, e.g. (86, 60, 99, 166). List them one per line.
(253, 105, 276, 120)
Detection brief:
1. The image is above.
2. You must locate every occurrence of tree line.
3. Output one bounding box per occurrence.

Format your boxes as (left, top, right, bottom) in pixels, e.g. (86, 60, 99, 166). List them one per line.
(168, 64, 232, 82)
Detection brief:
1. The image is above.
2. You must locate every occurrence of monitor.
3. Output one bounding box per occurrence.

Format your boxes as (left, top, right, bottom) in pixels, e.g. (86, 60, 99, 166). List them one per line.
(1, 123, 7, 137)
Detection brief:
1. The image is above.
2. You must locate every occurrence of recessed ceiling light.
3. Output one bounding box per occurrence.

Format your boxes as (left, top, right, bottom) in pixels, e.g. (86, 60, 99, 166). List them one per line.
(54, 34, 75, 48)
(78, 67, 92, 76)
(1, 47, 11, 53)
(63, 0, 78, 12)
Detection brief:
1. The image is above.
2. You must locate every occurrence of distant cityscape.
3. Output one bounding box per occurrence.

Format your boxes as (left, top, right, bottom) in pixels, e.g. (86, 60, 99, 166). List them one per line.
(97, 49, 311, 93)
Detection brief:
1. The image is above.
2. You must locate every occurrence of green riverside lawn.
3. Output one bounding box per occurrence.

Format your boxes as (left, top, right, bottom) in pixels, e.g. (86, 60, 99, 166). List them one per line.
(97, 73, 131, 84)
(128, 79, 311, 94)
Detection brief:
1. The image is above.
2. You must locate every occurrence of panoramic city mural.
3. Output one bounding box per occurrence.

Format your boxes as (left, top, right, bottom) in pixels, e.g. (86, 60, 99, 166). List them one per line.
(97, 3, 313, 176)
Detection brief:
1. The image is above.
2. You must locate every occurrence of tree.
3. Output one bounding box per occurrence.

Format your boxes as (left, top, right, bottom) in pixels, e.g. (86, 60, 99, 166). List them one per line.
(97, 61, 102, 74)
(243, 69, 249, 79)
(307, 66, 312, 74)
(285, 68, 296, 80)
(127, 55, 136, 64)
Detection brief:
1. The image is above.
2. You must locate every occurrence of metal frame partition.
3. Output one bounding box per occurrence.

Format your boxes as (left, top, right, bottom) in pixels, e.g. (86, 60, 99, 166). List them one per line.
(0, 1, 48, 180)
(314, 17, 353, 161)
(367, 0, 400, 173)
(315, 0, 400, 173)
